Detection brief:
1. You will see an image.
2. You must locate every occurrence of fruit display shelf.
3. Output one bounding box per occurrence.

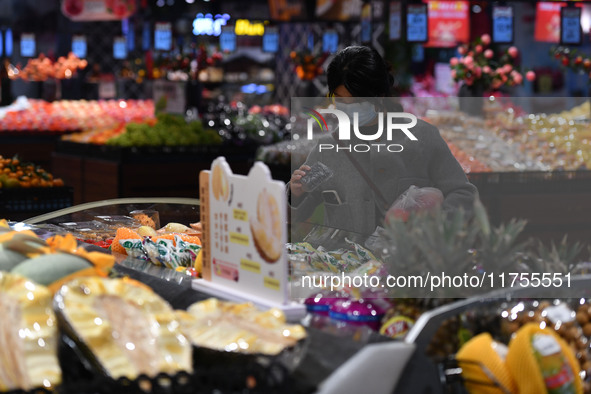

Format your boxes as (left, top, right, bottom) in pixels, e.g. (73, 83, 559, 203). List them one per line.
(0, 186, 73, 221)
(52, 141, 260, 205)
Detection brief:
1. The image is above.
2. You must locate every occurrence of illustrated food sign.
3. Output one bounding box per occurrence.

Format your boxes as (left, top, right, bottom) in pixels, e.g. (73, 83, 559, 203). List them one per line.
(199, 158, 289, 304)
(535, 2, 582, 43)
(62, 0, 136, 21)
(424, 1, 469, 48)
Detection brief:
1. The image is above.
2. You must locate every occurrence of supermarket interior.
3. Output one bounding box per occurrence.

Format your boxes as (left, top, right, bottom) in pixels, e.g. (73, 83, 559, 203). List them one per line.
(4, 0, 591, 393)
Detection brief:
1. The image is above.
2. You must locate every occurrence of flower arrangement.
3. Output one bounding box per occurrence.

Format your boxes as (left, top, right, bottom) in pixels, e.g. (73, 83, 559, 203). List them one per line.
(450, 34, 535, 92)
(551, 46, 591, 77)
(289, 50, 328, 81)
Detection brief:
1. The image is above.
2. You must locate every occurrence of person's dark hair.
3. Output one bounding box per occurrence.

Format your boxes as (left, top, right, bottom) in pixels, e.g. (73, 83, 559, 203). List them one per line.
(327, 46, 394, 97)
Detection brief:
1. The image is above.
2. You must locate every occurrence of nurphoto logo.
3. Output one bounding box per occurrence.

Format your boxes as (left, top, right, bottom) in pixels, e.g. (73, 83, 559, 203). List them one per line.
(304, 106, 419, 153)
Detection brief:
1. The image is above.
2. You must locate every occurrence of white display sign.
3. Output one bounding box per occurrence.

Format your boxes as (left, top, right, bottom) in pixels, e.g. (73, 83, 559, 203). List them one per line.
(152, 80, 186, 114)
(198, 158, 289, 305)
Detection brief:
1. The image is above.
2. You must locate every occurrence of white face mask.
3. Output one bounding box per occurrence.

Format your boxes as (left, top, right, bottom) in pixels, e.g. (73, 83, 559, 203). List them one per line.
(335, 101, 377, 126)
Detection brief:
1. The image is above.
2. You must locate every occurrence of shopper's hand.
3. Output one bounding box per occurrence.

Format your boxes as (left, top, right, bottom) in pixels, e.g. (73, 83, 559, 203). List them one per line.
(290, 165, 311, 198)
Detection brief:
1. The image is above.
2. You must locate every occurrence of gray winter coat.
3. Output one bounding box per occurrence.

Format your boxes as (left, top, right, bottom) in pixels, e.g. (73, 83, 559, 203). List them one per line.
(289, 118, 478, 235)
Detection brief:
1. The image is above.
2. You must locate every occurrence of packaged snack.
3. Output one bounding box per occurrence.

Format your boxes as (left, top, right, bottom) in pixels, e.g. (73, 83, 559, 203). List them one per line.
(329, 298, 389, 331)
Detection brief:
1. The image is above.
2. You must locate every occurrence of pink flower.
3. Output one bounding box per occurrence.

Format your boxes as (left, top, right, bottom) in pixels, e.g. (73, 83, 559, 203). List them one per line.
(492, 79, 502, 89)
(467, 51, 474, 57)
(513, 72, 523, 84)
(483, 66, 491, 74)
(501, 74, 508, 83)
(463, 55, 474, 66)
(481, 34, 491, 45)
(451, 69, 457, 79)
(475, 45, 483, 53)
(484, 49, 494, 59)
(458, 46, 466, 55)
(526, 71, 536, 81)
(450, 57, 459, 66)
(474, 66, 482, 77)
(503, 64, 513, 73)
(508, 46, 519, 58)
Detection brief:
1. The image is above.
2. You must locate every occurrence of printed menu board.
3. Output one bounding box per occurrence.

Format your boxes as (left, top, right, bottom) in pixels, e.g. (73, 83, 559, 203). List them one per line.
(199, 158, 289, 304)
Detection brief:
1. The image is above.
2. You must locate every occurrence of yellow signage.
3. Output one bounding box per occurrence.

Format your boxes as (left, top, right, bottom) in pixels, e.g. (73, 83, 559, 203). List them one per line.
(235, 19, 265, 36)
(240, 259, 261, 274)
(233, 209, 248, 222)
(229, 232, 249, 246)
(264, 276, 280, 291)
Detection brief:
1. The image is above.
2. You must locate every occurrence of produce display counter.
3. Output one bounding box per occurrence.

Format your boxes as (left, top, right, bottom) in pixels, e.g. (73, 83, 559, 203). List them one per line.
(52, 142, 259, 205)
(0, 131, 79, 172)
(8, 197, 591, 393)
(19, 199, 411, 394)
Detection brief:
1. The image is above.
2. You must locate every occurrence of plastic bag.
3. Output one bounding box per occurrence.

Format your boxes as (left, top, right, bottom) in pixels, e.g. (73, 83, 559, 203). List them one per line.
(385, 185, 444, 223)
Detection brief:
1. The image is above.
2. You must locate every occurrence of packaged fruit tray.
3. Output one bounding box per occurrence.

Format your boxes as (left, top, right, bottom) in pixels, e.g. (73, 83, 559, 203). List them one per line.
(395, 275, 591, 394)
(0, 187, 73, 213)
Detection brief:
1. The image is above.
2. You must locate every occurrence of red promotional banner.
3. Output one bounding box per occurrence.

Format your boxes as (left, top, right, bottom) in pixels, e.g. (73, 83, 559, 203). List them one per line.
(424, 1, 469, 48)
(535, 2, 582, 43)
(62, 0, 136, 21)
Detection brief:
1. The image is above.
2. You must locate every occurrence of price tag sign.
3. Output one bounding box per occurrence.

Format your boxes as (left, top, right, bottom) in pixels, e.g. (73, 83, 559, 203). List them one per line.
(406, 4, 428, 43)
(561, 6, 582, 45)
(492, 5, 513, 44)
(20, 33, 35, 57)
(98, 81, 116, 99)
(389, 2, 402, 41)
(72, 35, 87, 58)
(361, 3, 372, 43)
(220, 26, 236, 52)
(262, 27, 279, 53)
(153, 80, 186, 114)
(322, 30, 338, 53)
(198, 158, 289, 304)
(154, 22, 172, 51)
(113, 36, 127, 59)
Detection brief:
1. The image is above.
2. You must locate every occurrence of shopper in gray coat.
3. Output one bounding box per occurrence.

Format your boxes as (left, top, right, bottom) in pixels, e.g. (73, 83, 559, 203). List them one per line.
(289, 46, 478, 235)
